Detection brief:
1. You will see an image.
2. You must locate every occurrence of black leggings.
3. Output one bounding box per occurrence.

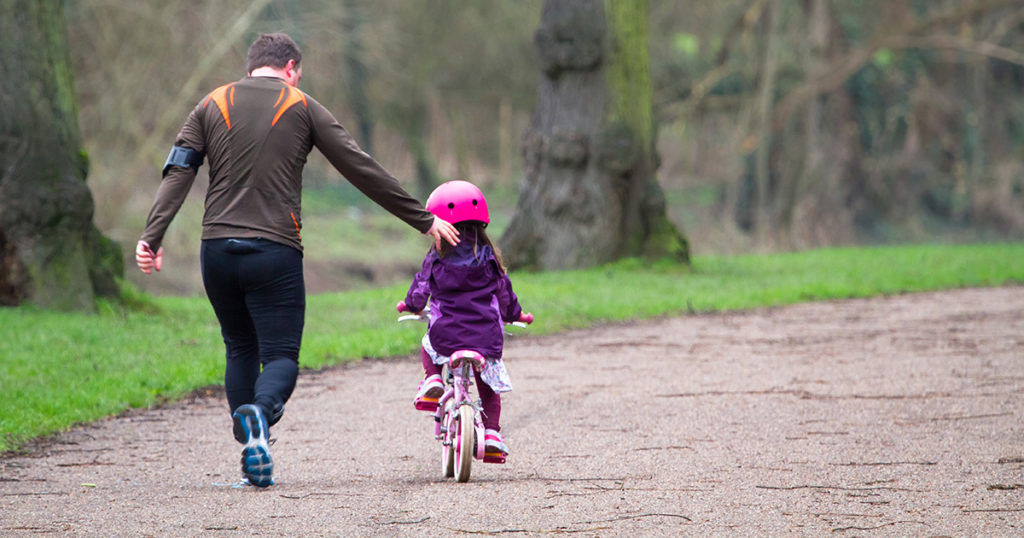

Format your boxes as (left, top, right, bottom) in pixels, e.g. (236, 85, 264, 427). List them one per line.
(201, 238, 304, 426)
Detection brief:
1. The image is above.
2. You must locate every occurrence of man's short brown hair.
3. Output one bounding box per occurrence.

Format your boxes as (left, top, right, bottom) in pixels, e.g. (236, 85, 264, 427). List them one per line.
(247, 32, 302, 73)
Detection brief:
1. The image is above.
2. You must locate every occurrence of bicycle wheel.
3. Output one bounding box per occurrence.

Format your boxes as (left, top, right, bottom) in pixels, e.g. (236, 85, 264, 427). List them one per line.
(455, 404, 475, 482)
(440, 400, 455, 478)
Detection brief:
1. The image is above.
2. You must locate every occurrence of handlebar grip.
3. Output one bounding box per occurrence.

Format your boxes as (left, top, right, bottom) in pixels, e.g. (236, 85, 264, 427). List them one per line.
(519, 312, 534, 325)
(396, 300, 408, 313)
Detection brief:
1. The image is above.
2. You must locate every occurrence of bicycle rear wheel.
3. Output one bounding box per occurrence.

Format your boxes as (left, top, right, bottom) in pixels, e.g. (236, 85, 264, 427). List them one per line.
(441, 400, 455, 478)
(454, 404, 475, 482)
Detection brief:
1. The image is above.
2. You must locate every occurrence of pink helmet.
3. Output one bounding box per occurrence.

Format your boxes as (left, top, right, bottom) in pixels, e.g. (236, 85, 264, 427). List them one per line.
(425, 180, 490, 225)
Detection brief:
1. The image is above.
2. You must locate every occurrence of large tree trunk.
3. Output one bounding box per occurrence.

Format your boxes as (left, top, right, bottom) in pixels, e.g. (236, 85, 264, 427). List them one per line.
(0, 0, 122, 310)
(501, 0, 688, 270)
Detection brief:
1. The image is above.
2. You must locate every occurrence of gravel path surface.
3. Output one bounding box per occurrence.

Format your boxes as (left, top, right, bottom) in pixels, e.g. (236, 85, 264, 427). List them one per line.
(2, 287, 1023, 535)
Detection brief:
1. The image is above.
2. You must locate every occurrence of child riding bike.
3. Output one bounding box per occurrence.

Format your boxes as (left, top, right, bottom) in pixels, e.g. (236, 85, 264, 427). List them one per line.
(398, 180, 532, 462)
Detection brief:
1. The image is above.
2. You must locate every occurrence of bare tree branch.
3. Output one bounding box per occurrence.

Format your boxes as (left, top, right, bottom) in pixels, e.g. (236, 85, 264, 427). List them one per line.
(888, 34, 1024, 67)
(130, 0, 275, 174)
(659, 0, 763, 115)
(769, 0, 1022, 133)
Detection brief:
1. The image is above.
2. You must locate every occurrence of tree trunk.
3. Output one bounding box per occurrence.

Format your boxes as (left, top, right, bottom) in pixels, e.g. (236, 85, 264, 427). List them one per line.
(753, 0, 783, 242)
(342, 0, 374, 155)
(498, 99, 513, 182)
(780, 0, 828, 239)
(962, 55, 987, 223)
(0, 0, 122, 310)
(501, 0, 688, 270)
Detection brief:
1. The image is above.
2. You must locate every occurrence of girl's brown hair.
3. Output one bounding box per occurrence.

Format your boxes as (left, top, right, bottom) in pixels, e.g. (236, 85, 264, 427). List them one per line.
(437, 221, 507, 274)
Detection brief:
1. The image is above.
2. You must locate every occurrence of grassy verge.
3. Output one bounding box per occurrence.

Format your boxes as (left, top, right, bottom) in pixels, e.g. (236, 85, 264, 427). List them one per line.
(1, 243, 1022, 453)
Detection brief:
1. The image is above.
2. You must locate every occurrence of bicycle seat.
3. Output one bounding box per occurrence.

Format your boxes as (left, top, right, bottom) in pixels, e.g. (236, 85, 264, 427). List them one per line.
(449, 350, 486, 371)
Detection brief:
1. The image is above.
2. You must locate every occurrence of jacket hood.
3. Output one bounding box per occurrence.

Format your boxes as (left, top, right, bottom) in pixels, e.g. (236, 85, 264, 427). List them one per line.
(432, 244, 499, 292)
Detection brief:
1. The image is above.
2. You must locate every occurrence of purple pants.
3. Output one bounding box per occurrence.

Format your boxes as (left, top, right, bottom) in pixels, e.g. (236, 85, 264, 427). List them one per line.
(422, 348, 500, 431)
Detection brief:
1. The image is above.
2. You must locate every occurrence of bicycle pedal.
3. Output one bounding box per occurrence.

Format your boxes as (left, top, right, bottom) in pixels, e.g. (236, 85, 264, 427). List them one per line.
(414, 397, 439, 412)
(483, 452, 506, 464)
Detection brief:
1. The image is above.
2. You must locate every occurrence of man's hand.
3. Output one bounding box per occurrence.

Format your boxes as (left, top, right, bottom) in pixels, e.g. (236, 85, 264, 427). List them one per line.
(135, 240, 163, 274)
(426, 216, 460, 250)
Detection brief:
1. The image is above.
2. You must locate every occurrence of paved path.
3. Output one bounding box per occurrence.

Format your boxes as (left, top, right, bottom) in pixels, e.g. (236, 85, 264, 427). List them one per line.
(2, 287, 1023, 535)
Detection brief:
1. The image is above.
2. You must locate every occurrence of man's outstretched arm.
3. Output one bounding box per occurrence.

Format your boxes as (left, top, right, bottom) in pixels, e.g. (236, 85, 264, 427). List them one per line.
(308, 97, 458, 247)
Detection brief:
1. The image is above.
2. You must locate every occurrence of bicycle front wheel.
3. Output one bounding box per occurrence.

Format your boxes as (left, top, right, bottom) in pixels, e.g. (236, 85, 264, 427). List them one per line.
(454, 404, 475, 482)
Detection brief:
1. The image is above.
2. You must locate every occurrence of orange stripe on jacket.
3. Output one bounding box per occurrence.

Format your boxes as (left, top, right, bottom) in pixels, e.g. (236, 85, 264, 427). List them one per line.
(290, 212, 302, 240)
(203, 83, 235, 129)
(272, 85, 308, 126)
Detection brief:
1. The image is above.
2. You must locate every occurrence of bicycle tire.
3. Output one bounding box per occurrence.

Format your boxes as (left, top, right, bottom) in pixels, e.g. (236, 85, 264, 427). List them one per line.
(455, 404, 475, 482)
(441, 400, 455, 478)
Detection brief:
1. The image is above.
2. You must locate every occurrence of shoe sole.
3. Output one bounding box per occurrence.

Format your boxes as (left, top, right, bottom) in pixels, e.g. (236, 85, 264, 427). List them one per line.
(233, 406, 274, 487)
(240, 444, 273, 487)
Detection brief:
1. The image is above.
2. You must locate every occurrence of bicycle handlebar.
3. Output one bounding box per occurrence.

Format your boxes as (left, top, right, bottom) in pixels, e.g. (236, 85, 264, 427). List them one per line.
(396, 302, 534, 327)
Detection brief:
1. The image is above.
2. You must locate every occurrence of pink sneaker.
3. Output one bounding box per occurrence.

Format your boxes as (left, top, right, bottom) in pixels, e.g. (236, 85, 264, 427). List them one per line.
(483, 429, 509, 463)
(413, 374, 444, 411)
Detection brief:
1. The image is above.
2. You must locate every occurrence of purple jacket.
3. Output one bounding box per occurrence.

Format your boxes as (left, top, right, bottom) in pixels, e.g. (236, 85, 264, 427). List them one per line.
(404, 241, 523, 358)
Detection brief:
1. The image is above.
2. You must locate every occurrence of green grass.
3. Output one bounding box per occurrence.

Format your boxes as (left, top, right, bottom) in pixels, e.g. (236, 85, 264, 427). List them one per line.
(1, 243, 1022, 453)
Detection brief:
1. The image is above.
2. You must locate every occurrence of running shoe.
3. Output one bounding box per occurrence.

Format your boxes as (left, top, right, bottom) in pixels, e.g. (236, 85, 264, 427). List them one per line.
(483, 428, 509, 463)
(232, 404, 273, 487)
(414, 374, 444, 411)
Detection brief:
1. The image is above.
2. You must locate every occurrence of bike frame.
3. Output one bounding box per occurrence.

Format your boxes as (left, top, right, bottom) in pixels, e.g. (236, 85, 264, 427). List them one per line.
(434, 351, 487, 462)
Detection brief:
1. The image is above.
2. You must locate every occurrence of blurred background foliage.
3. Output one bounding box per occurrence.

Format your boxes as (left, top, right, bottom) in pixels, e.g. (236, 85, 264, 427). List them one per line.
(63, 0, 1024, 295)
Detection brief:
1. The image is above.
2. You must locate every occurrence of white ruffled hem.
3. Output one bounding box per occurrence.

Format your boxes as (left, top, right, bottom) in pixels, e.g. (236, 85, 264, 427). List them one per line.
(422, 333, 513, 393)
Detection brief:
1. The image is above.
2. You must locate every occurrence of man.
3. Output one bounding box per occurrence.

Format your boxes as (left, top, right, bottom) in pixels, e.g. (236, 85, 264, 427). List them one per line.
(135, 33, 458, 487)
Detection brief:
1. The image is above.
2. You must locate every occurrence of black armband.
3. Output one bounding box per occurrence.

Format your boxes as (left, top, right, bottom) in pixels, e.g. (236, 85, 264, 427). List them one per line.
(162, 146, 204, 177)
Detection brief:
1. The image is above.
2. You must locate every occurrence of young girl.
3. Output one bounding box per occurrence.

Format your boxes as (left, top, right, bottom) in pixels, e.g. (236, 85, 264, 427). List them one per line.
(397, 180, 532, 462)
